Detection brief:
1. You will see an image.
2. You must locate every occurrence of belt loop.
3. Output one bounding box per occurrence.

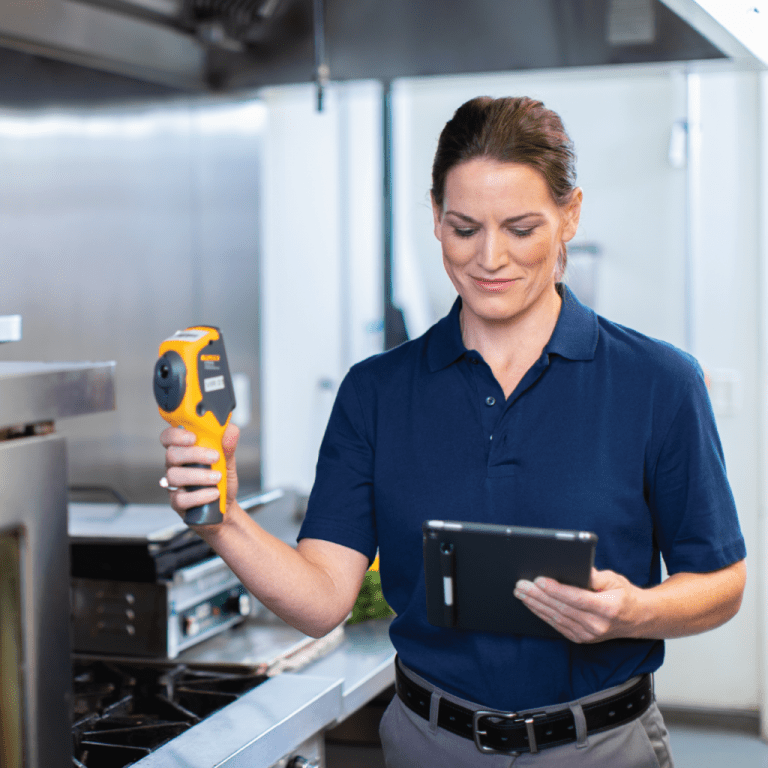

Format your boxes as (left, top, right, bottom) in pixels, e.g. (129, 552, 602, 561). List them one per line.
(569, 702, 589, 749)
(429, 691, 441, 733)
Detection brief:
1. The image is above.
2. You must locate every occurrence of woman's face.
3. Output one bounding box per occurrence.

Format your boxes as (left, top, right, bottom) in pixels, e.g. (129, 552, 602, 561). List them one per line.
(433, 158, 582, 329)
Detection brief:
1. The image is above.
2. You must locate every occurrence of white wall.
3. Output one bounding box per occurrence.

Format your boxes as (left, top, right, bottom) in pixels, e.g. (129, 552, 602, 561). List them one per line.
(391, 66, 688, 346)
(656, 67, 762, 713)
(759, 71, 768, 741)
(259, 81, 383, 494)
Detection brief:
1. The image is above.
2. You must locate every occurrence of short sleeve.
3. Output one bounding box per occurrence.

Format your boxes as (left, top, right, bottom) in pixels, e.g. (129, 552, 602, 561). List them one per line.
(297, 369, 378, 563)
(649, 366, 746, 574)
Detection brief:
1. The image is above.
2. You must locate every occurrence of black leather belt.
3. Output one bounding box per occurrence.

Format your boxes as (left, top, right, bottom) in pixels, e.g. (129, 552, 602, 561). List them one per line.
(395, 661, 653, 755)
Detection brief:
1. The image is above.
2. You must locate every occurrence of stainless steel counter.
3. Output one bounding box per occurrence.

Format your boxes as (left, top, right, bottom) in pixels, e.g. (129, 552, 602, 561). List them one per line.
(0, 361, 116, 426)
(133, 617, 396, 767)
(302, 619, 396, 722)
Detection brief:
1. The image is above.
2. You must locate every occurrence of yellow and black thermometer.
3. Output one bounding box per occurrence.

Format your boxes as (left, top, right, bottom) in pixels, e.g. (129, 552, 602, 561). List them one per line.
(153, 326, 236, 525)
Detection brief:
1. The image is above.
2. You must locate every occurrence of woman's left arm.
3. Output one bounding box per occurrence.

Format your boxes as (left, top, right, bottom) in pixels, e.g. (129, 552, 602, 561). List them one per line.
(514, 559, 746, 644)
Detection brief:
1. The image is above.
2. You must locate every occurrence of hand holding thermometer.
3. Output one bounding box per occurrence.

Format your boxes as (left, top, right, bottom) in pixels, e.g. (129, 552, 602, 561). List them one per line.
(153, 326, 236, 525)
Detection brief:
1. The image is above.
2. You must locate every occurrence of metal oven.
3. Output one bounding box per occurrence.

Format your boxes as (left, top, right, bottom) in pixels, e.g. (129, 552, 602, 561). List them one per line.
(0, 355, 115, 768)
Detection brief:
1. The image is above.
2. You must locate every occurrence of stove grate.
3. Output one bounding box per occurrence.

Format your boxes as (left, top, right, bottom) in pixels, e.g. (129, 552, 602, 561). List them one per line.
(72, 658, 267, 767)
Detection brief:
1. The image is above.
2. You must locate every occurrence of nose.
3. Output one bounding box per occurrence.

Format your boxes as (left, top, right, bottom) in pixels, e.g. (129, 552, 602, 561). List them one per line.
(477, 230, 509, 272)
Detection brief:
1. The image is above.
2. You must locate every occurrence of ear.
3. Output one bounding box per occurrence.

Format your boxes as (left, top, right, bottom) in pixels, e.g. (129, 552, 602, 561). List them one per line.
(431, 193, 444, 243)
(561, 187, 583, 244)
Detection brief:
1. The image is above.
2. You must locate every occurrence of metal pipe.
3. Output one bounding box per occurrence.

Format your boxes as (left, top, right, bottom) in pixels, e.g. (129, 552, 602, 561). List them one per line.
(313, 0, 329, 111)
(382, 82, 407, 350)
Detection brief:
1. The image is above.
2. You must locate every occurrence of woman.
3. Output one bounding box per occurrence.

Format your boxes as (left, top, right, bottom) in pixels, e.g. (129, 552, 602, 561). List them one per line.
(161, 96, 746, 767)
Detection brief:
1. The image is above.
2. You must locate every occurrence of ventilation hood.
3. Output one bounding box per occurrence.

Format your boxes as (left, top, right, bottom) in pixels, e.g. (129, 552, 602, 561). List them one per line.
(0, 0, 764, 99)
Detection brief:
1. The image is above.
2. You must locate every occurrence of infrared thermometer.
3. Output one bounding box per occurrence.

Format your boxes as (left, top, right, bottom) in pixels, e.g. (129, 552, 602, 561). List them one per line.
(153, 326, 236, 525)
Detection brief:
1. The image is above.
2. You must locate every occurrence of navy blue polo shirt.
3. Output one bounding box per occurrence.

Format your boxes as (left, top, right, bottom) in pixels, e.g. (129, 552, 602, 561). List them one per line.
(299, 285, 745, 711)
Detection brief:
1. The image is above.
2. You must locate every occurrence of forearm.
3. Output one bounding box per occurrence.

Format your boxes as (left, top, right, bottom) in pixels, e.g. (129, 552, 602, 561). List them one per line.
(630, 560, 747, 639)
(515, 559, 747, 643)
(195, 503, 367, 638)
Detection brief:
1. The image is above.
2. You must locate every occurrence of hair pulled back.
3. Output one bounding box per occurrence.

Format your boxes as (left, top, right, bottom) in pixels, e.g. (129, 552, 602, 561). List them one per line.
(431, 96, 578, 276)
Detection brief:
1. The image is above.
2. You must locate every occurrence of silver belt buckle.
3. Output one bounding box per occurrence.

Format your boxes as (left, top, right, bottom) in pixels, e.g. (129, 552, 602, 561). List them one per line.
(473, 710, 548, 754)
(472, 709, 520, 754)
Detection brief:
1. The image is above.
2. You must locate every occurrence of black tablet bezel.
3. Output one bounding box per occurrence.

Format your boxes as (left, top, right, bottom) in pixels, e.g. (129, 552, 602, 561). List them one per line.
(422, 520, 598, 638)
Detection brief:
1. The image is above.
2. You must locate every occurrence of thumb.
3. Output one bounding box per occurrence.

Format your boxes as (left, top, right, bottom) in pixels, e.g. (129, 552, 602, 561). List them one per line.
(589, 567, 613, 593)
(222, 423, 240, 506)
(222, 422, 240, 458)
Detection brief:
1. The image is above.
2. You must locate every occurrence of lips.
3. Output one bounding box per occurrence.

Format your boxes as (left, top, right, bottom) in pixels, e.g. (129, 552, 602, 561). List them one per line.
(472, 278, 516, 293)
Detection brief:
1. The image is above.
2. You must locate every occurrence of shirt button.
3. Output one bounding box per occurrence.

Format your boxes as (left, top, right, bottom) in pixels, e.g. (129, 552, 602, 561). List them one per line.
(471, 358, 479, 365)
(485, 396, 496, 407)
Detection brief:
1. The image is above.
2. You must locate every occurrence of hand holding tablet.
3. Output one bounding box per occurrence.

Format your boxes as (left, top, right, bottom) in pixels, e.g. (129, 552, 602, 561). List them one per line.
(423, 520, 598, 639)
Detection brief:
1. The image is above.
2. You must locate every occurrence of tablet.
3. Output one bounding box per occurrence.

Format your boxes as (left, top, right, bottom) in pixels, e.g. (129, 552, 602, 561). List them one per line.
(422, 520, 598, 639)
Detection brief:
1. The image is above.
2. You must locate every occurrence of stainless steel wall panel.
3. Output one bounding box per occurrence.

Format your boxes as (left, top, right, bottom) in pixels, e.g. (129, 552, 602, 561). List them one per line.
(0, 99, 264, 502)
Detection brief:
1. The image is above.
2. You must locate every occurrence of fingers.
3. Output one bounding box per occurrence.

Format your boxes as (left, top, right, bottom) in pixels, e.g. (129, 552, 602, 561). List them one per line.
(165, 444, 220, 470)
(160, 426, 224, 516)
(514, 577, 618, 643)
(165, 465, 222, 490)
(514, 582, 603, 643)
(160, 426, 196, 448)
(161, 426, 220, 470)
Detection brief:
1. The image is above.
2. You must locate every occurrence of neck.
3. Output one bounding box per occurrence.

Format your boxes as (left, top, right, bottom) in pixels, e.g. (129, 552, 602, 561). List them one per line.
(460, 284, 562, 394)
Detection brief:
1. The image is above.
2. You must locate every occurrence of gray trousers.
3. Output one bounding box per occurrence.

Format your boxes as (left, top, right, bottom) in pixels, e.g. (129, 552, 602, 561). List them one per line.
(379, 662, 674, 768)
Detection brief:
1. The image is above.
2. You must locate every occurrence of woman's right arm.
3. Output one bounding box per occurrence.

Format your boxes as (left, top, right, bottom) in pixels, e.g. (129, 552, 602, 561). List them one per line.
(161, 425, 370, 638)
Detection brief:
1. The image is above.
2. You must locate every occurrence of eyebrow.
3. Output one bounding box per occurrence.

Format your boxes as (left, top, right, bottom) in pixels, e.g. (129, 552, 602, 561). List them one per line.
(444, 210, 542, 224)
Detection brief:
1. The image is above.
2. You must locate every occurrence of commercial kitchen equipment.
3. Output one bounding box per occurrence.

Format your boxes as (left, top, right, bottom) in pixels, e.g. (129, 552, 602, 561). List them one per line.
(0, 358, 116, 768)
(69, 489, 283, 657)
(68, 489, 397, 768)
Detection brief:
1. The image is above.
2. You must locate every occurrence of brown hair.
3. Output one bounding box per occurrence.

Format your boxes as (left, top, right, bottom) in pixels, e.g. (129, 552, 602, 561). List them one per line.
(431, 96, 578, 275)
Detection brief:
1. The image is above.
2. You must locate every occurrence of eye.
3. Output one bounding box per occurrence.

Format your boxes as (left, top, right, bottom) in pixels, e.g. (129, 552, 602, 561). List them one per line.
(453, 227, 477, 238)
(511, 227, 535, 238)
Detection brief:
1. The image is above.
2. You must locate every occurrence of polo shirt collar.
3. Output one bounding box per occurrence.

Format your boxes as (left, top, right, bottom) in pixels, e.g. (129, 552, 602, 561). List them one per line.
(426, 283, 598, 372)
(546, 283, 598, 361)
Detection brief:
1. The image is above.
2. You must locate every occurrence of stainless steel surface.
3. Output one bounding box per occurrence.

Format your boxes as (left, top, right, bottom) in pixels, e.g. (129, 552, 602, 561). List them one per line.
(1, 436, 78, 768)
(302, 619, 396, 722)
(0, 361, 116, 428)
(181, 615, 325, 668)
(0, 99, 264, 502)
(0, 0, 764, 101)
(0, 360, 115, 768)
(133, 672, 343, 767)
(0, 0, 206, 89)
(68, 488, 284, 543)
(69, 501, 188, 543)
(270, 736, 323, 768)
(0, 315, 21, 343)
